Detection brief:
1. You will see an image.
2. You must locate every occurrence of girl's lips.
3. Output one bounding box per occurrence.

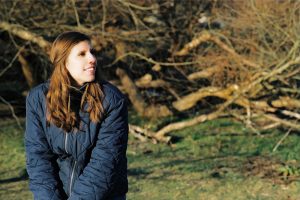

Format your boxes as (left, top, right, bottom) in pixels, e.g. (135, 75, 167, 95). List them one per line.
(84, 67, 96, 75)
(84, 67, 95, 71)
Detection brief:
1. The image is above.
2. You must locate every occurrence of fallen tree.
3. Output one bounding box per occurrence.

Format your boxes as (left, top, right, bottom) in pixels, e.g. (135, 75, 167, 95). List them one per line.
(0, 0, 299, 143)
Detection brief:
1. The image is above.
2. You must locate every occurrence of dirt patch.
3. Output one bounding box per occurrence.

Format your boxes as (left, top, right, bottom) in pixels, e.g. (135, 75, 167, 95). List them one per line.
(242, 156, 300, 184)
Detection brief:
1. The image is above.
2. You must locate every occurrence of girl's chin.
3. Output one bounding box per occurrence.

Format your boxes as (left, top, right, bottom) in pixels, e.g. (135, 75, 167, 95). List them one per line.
(76, 77, 95, 86)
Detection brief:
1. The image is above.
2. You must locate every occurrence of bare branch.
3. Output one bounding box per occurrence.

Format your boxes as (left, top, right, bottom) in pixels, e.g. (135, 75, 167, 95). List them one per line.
(273, 129, 292, 152)
(129, 124, 170, 143)
(263, 114, 300, 130)
(71, 0, 81, 27)
(0, 96, 23, 130)
(109, 52, 199, 67)
(0, 21, 50, 51)
(116, 68, 172, 118)
(0, 46, 25, 77)
(175, 31, 260, 69)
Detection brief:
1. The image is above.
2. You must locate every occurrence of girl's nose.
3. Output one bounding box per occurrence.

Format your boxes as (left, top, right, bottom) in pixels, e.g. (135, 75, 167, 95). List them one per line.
(88, 52, 96, 64)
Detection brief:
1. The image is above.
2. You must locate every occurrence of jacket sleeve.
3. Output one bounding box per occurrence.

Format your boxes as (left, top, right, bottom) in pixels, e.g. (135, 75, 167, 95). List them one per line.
(25, 92, 64, 200)
(69, 98, 128, 200)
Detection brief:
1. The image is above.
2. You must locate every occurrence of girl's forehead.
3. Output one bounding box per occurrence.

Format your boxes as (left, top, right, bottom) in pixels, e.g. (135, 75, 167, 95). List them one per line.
(71, 41, 91, 51)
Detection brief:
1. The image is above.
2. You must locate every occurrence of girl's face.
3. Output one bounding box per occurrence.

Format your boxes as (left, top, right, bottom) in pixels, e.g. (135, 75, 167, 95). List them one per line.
(66, 40, 96, 86)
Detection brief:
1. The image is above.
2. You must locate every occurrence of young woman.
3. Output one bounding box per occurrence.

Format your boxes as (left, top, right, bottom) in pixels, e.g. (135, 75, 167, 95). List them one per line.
(25, 31, 128, 200)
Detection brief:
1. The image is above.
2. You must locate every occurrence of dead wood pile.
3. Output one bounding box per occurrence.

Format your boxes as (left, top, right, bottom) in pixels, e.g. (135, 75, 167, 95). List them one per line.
(0, 0, 299, 143)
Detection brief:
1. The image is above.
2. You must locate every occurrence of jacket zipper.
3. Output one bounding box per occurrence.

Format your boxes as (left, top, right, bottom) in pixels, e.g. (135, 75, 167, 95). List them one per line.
(64, 132, 68, 154)
(69, 160, 77, 195)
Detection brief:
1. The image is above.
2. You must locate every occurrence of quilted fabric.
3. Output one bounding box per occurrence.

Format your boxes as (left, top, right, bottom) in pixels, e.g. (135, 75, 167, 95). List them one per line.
(25, 81, 128, 200)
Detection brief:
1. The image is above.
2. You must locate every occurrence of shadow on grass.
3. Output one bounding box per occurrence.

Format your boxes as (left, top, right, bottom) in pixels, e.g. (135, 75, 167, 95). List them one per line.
(128, 168, 151, 178)
(0, 171, 28, 184)
(128, 151, 264, 181)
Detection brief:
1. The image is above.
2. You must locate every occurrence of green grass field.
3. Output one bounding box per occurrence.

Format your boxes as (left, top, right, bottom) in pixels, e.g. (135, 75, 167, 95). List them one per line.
(1, 116, 300, 200)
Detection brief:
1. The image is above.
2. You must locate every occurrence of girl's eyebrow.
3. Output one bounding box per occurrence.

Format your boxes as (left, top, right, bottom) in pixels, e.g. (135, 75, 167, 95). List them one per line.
(78, 49, 87, 53)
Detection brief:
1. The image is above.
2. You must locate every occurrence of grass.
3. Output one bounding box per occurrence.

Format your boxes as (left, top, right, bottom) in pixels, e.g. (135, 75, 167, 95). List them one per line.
(1, 115, 300, 200)
(0, 118, 31, 200)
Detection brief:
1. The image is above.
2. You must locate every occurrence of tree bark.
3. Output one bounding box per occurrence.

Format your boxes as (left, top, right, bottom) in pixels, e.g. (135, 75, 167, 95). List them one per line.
(116, 67, 173, 118)
(18, 53, 35, 88)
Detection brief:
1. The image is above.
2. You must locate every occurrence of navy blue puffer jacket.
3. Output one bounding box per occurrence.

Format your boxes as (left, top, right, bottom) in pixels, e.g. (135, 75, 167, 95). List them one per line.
(25, 81, 128, 200)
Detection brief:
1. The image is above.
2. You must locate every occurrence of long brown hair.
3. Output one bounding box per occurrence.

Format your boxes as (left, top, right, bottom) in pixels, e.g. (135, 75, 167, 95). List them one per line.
(46, 31, 104, 132)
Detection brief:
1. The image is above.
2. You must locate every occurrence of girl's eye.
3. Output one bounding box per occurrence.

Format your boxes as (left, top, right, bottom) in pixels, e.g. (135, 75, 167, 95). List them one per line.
(79, 52, 86, 56)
